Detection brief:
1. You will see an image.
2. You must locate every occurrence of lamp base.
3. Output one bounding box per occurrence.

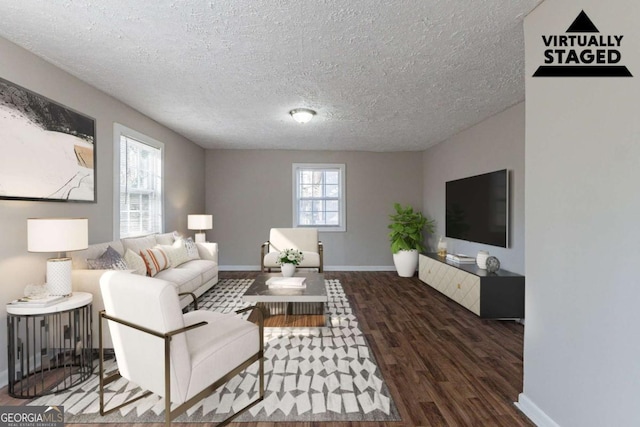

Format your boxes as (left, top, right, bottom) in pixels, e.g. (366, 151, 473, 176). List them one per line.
(46, 258, 72, 296)
(195, 232, 206, 243)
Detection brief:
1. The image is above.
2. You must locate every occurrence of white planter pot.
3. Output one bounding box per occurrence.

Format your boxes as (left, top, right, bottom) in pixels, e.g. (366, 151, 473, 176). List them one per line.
(281, 263, 296, 277)
(392, 249, 419, 277)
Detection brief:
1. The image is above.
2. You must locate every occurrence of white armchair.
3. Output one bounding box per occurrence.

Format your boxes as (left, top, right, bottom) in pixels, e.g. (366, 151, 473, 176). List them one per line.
(98, 271, 264, 427)
(261, 228, 323, 272)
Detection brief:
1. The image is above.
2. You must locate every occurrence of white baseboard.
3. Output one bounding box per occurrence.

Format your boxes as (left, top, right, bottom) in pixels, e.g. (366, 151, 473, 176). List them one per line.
(324, 265, 396, 271)
(220, 265, 396, 272)
(515, 393, 560, 427)
(220, 265, 262, 271)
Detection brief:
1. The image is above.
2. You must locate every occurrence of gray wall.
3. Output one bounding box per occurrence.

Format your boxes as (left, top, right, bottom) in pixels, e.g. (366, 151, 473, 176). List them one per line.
(205, 150, 423, 269)
(0, 36, 206, 381)
(520, 2, 640, 426)
(422, 102, 525, 274)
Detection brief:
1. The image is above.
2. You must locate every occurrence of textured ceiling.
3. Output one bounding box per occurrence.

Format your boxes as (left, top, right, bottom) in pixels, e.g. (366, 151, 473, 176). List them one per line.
(0, 0, 541, 151)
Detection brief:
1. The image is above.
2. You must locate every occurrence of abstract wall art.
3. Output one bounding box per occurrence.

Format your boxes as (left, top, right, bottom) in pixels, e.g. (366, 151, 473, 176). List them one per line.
(0, 77, 96, 202)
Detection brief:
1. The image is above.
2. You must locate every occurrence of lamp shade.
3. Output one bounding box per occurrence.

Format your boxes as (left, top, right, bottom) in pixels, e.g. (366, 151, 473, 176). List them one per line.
(187, 214, 213, 231)
(28, 218, 88, 253)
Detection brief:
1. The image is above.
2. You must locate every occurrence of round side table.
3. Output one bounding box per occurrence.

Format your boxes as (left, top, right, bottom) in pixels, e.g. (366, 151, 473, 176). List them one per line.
(6, 292, 93, 398)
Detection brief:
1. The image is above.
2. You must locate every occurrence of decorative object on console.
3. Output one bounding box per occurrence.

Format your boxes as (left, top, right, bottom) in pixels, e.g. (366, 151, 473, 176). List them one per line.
(445, 253, 476, 264)
(27, 218, 88, 296)
(187, 214, 212, 243)
(485, 256, 501, 273)
(388, 203, 435, 277)
(289, 108, 316, 123)
(476, 250, 490, 269)
(437, 236, 448, 257)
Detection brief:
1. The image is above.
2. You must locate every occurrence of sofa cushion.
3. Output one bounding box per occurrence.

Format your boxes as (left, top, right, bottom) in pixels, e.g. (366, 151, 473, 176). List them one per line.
(122, 234, 158, 255)
(183, 310, 259, 400)
(87, 246, 128, 270)
(178, 259, 218, 284)
(123, 249, 147, 275)
(155, 267, 202, 294)
(140, 248, 170, 277)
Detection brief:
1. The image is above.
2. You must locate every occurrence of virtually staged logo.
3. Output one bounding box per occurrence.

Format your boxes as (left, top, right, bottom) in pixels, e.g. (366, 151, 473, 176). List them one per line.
(533, 10, 632, 77)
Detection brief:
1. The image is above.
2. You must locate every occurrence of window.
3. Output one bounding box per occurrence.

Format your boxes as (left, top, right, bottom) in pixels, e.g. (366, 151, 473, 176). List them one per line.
(114, 124, 164, 238)
(292, 163, 346, 232)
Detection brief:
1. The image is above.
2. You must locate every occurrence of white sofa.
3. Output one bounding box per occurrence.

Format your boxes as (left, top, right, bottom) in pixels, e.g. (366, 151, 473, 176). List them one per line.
(70, 231, 219, 348)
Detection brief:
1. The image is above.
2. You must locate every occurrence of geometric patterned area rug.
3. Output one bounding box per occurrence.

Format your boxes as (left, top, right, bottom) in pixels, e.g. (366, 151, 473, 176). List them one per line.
(29, 278, 401, 423)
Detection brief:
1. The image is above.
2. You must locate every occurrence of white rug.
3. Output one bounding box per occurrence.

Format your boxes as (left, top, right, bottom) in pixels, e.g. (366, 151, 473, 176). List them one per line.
(29, 278, 401, 423)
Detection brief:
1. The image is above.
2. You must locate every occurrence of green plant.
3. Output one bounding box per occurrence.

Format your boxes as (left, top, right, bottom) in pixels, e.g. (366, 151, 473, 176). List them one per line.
(388, 203, 435, 254)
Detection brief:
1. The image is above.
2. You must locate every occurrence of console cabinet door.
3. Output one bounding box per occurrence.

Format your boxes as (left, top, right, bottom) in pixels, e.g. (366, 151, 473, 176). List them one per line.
(419, 254, 480, 316)
(449, 270, 481, 315)
(419, 256, 450, 295)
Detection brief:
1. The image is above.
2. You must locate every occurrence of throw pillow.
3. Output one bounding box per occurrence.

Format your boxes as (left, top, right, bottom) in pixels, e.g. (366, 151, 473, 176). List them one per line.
(87, 246, 127, 270)
(184, 237, 200, 260)
(157, 240, 190, 267)
(123, 249, 147, 275)
(139, 248, 170, 277)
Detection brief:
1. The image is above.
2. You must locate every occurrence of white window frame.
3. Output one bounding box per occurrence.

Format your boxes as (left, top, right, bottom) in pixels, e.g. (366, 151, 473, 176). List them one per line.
(292, 163, 346, 232)
(113, 123, 165, 239)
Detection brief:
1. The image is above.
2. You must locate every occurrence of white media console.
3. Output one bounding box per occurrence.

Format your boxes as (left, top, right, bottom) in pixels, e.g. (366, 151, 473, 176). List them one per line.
(418, 253, 525, 319)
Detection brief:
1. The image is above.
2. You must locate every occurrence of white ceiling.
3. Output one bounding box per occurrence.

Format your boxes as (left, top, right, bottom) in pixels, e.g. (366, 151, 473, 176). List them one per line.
(0, 0, 541, 152)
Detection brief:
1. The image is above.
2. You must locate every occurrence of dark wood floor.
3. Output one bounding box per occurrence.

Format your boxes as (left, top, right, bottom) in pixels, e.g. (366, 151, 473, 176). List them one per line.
(0, 271, 533, 427)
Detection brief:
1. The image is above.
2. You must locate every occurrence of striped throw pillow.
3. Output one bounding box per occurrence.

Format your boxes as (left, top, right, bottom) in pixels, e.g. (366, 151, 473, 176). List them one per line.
(140, 248, 170, 277)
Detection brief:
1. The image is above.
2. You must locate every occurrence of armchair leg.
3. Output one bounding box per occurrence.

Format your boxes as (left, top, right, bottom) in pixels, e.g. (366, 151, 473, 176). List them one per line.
(99, 311, 153, 417)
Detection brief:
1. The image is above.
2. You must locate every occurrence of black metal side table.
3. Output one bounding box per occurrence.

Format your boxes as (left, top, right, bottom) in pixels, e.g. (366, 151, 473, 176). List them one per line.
(6, 292, 93, 398)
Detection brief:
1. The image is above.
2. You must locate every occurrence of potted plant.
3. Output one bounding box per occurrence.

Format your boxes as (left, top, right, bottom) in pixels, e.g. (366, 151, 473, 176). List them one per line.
(275, 248, 304, 277)
(388, 203, 435, 277)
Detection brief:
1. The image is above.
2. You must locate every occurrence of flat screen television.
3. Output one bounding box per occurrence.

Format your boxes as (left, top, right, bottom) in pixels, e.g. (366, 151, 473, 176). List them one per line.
(445, 169, 509, 248)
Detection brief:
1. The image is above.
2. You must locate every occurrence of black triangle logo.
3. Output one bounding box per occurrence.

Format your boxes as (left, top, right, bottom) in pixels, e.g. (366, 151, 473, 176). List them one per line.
(566, 10, 599, 33)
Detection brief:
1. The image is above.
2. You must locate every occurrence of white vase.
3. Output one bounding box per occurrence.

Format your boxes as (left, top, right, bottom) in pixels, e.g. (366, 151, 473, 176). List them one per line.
(392, 249, 419, 277)
(281, 263, 296, 277)
(476, 250, 489, 269)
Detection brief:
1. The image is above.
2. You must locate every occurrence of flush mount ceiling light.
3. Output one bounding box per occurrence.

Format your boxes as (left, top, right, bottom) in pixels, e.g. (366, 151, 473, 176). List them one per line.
(289, 108, 316, 124)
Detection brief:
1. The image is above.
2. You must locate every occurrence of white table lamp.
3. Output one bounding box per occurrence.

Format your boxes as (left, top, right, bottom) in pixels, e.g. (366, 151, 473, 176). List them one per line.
(28, 218, 88, 296)
(188, 214, 212, 243)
